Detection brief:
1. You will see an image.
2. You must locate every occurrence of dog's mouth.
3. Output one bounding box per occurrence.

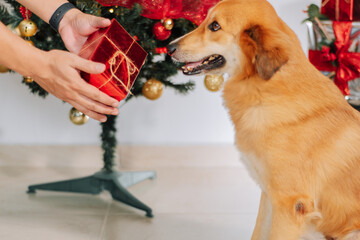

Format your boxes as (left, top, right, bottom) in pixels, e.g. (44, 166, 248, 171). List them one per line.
(180, 54, 226, 75)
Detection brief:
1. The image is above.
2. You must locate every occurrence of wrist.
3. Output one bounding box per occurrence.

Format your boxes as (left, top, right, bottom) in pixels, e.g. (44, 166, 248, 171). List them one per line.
(9, 47, 46, 79)
(22, 47, 48, 79)
(49, 2, 78, 32)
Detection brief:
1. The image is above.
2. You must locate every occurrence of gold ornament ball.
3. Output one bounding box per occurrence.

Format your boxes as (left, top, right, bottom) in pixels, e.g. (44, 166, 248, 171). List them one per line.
(24, 76, 33, 83)
(204, 74, 224, 92)
(142, 79, 164, 100)
(162, 18, 174, 30)
(18, 19, 37, 37)
(69, 107, 89, 125)
(7, 24, 21, 36)
(13, 26, 21, 36)
(0, 64, 9, 73)
(25, 40, 34, 46)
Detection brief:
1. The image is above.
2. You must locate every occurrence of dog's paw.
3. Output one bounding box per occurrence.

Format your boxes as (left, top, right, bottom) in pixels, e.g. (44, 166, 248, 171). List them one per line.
(299, 224, 326, 240)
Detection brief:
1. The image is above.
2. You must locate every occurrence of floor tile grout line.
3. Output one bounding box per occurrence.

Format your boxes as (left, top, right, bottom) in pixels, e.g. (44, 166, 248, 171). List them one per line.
(98, 200, 112, 240)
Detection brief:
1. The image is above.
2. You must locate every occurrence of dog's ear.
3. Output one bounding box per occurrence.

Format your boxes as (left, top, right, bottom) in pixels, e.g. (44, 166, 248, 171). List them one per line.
(241, 25, 288, 80)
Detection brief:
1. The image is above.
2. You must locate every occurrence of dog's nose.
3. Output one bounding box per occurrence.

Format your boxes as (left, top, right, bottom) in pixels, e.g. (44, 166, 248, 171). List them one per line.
(166, 43, 177, 56)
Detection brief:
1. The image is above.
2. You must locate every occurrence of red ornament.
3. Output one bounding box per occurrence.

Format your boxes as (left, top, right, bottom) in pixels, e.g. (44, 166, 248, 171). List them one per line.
(133, 35, 139, 41)
(19, 6, 32, 19)
(95, 0, 220, 25)
(155, 47, 168, 54)
(153, 22, 171, 41)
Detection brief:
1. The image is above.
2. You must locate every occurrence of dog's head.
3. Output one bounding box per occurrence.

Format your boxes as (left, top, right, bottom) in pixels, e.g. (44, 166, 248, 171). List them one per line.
(168, 0, 293, 80)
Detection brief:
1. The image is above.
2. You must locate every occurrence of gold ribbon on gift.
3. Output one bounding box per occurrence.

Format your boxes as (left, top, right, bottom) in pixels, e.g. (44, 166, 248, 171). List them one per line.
(80, 34, 138, 95)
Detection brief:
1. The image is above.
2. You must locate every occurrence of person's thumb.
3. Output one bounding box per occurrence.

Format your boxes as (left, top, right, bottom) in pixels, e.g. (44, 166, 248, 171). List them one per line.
(90, 16, 111, 29)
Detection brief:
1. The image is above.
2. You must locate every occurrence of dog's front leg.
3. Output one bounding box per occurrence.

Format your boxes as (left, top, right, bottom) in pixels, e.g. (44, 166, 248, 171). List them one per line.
(252, 191, 272, 240)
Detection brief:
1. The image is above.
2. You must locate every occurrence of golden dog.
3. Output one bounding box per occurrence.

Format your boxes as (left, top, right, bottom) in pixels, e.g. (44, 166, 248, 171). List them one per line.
(167, 0, 360, 239)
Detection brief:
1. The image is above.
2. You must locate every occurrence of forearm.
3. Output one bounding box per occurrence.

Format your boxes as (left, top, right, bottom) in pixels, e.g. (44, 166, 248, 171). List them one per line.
(16, 0, 68, 24)
(0, 22, 45, 77)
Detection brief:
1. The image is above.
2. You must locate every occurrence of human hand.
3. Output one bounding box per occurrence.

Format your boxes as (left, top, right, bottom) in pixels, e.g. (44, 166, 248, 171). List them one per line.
(32, 49, 119, 122)
(58, 9, 111, 54)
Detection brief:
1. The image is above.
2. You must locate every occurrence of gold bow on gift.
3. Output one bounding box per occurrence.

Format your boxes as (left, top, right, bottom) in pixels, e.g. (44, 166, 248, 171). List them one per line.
(80, 34, 138, 95)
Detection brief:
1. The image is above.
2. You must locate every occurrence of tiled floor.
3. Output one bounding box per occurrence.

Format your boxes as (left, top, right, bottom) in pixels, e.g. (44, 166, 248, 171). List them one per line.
(0, 145, 261, 240)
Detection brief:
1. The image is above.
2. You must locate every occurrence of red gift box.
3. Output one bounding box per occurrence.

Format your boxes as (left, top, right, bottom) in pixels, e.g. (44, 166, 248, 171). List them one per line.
(321, 0, 360, 21)
(79, 19, 147, 101)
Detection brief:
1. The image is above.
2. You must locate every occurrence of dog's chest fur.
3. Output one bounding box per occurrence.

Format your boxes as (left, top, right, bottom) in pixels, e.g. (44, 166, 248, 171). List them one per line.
(240, 152, 267, 189)
(223, 78, 274, 190)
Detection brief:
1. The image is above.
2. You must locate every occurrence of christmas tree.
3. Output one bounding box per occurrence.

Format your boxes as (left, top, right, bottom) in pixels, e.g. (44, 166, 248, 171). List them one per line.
(0, 0, 206, 169)
(0, 0, 219, 216)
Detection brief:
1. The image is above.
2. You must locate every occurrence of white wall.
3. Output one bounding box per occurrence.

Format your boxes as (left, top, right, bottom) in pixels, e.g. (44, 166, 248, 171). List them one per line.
(0, 0, 320, 145)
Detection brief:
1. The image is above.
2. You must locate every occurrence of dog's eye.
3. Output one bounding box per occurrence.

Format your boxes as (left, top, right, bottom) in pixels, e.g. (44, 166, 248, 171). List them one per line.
(208, 21, 221, 32)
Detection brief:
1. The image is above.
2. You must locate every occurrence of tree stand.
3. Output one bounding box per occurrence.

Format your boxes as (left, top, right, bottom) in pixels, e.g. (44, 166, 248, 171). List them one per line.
(27, 115, 156, 218)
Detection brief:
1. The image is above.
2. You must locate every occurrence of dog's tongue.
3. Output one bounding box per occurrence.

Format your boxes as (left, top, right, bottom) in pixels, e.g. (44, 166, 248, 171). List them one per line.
(185, 60, 203, 69)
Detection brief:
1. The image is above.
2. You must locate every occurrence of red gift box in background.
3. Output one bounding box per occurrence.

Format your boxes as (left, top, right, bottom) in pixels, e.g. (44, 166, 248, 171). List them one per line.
(321, 0, 360, 21)
(79, 19, 147, 101)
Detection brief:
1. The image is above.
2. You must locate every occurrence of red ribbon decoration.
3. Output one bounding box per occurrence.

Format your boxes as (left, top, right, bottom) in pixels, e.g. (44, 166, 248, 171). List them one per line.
(96, 0, 220, 25)
(309, 21, 360, 95)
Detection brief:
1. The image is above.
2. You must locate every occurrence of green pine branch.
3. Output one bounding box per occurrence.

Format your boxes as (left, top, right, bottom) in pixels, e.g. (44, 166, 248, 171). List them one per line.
(302, 4, 329, 23)
(0, 0, 22, 25)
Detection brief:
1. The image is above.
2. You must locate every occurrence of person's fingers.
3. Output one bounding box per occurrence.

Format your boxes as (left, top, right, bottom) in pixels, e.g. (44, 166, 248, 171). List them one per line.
(57, 53, 119, 108)
(77, 94, 119, 116)
(77, 80, 120, 108)
(39, 51, 118, 123)
(68, 100, 107, 122)
(89, 16, 111, 29)
(70, 54, 106, 74)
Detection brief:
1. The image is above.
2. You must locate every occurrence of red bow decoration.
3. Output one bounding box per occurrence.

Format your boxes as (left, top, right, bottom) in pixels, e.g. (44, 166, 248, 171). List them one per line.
(320, 46, 337, 62)
(309, 21, 360, 95)
(155, 47, 168, 54)
(96, 0, 220, 25)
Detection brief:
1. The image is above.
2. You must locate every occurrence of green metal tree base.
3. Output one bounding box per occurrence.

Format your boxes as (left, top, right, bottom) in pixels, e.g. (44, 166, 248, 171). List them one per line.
(27, 169, 156, 218)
